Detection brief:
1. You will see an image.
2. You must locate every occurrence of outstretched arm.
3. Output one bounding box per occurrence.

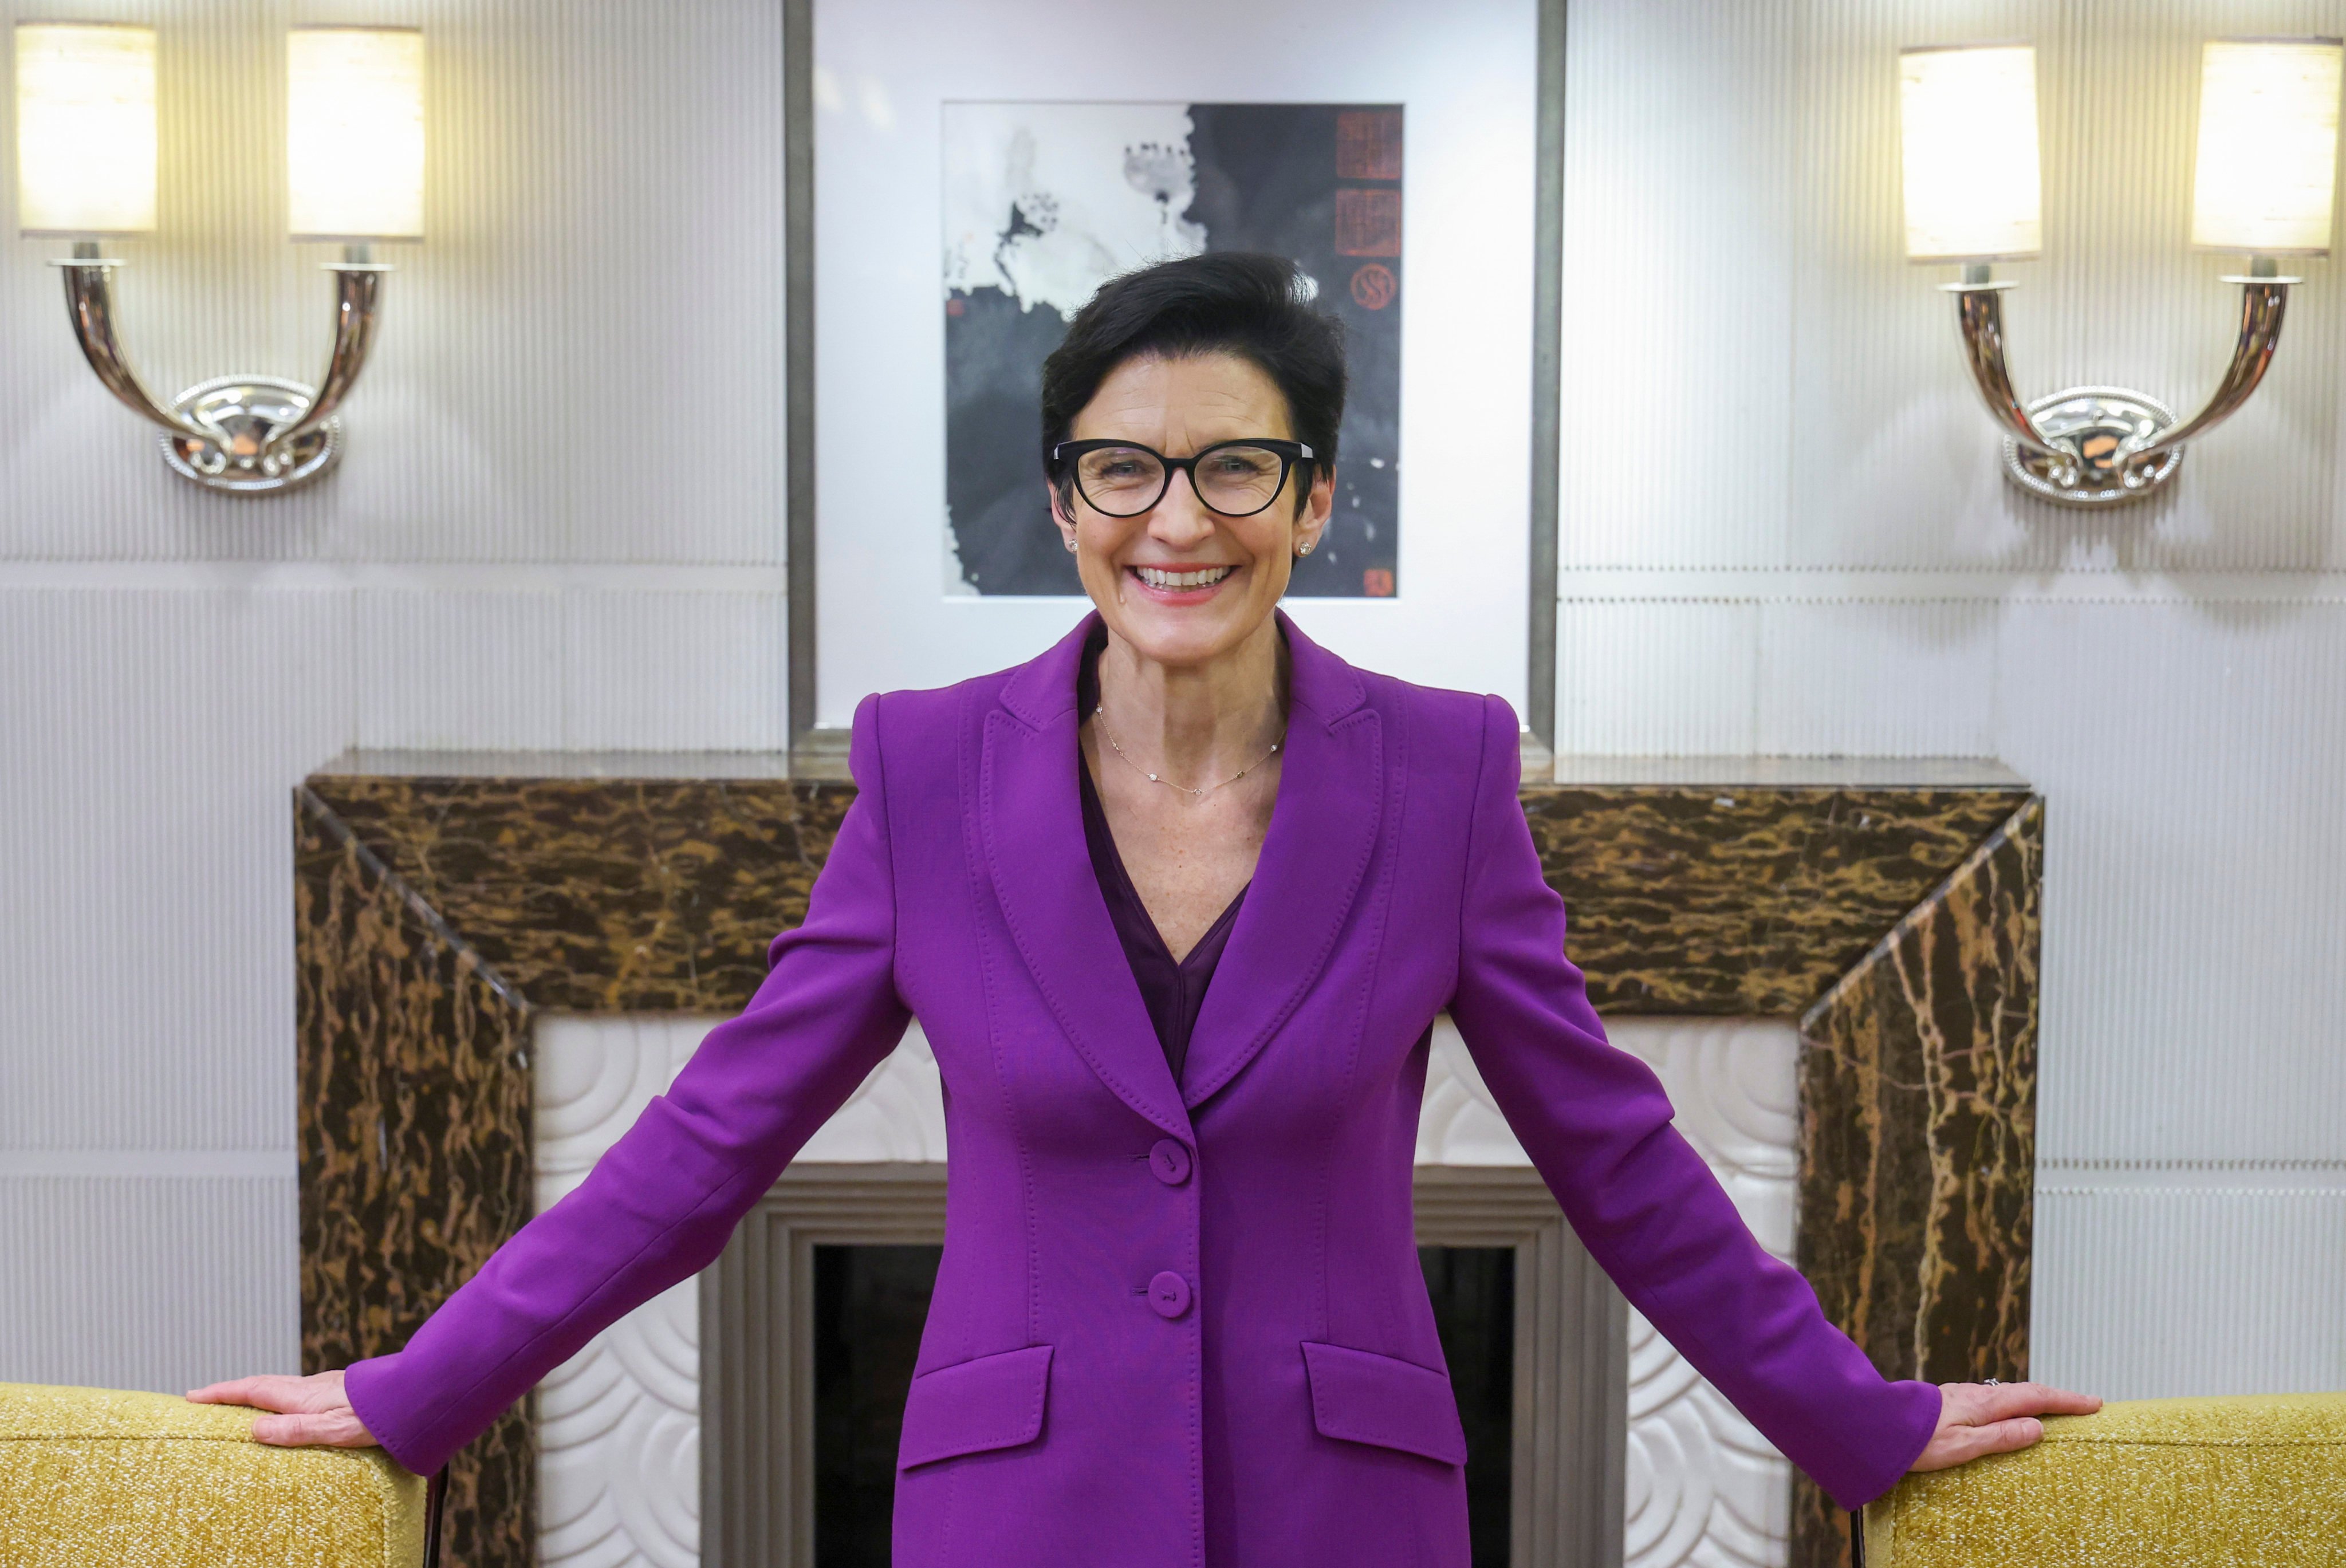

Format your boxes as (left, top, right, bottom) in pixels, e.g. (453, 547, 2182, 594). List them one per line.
(1443, 695, 2094, 1510)
(196, 694, 912, 1475)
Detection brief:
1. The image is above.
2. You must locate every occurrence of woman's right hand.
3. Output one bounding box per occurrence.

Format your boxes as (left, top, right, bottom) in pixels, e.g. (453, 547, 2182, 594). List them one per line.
(187, 1369, 380, 1449)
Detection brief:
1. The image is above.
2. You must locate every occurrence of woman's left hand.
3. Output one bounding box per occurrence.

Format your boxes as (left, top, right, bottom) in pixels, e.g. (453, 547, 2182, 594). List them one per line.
(1910, 1380, 2103, 1471)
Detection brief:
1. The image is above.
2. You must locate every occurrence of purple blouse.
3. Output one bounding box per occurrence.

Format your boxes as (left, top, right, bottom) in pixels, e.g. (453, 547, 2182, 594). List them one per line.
(1076, 634, 1246, 1084)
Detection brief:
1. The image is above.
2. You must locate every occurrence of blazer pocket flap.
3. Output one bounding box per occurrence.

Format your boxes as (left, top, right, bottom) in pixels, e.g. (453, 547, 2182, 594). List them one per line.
(898, 1345, 1054, 1469)
(1301, 1341, 1469, 1465)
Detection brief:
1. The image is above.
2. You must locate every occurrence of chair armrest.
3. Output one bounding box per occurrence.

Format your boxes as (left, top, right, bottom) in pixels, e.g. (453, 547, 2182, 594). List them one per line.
(0, 1381, 426, 1568)
(1863, 1392, 2346, 1566)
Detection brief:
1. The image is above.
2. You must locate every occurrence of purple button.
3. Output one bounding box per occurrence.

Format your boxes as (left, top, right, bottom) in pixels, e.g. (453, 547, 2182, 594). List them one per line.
(1148, 1139, 1192, 1185)
(1147, 1270, 1191, 1319)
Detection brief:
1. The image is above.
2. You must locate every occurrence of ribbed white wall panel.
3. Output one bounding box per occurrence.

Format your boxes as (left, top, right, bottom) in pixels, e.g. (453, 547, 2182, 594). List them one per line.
(0, 0, 788, 566)
(0, 587, 351, 1153)
(1755, 599, 1997, 757)
(2032, 1187, 2346, 1398)
(1562, 0, 2346, 572)
(564, 591, 786, 751)
(1997, 600, 2346, 1166)
(1554, 600, 1761, 755)
(1556, 0, 1796, 568)
(0, 1175, 298, 1392)
(356, 589, 566, 750)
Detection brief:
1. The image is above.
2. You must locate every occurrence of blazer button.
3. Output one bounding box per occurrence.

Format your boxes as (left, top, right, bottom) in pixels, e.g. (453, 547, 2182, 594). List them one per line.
(1147, 1270, 1191, 1319)
(1148, 1138, 1192, 1185)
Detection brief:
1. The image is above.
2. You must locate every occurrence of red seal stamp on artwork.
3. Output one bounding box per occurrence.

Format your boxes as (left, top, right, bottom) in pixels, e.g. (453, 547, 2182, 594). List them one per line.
(1363, 568, 1395, 597)
(1349, 264, 1396, 310)
(1335, 109, 1404, 181)
(1335, 188, 1403, 256)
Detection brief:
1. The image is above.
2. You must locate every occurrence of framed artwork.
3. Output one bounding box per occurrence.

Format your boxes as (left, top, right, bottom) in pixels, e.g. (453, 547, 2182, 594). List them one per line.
(805, 0, 1549, 739)
(940, 101, 1404, 600)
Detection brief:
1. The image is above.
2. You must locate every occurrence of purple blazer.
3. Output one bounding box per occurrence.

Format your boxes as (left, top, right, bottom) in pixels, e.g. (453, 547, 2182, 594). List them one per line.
(345, 612, 1939, 1567)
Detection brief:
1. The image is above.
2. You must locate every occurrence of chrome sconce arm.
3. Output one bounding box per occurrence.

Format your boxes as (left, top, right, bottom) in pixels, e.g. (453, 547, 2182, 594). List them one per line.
(50, 239, 391, 494)
(1946, 259, 2293, 508)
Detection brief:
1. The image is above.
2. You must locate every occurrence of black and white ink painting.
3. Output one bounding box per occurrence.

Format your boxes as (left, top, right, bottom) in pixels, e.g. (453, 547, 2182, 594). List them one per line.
(942, 102, 1403, 597)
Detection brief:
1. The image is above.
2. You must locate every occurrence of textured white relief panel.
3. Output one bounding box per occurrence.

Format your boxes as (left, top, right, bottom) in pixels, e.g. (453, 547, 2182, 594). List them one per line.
(530, 1012, 947, 1567)
(1619, 1020, 1800, 1568)
(563, 592, 787, 751)
(1555, 0, 1797, 569)
(1995, 599, 2346, 1166)
(1424, 1015, 1801, 1568)
(0, 586, 352, 1152)
(796, 1021, 950, 1164)
(0, 1175, 299, 1393)
(1754, 600, 1996, 757)
(1416, 1017, 1532, 1167)
(355, 589, 564, 750)
(2030, 1186, 2346, 1399)
(1554, 601, 1760, 756)
(0, 0, 788, 566)
(534, 1015, 704, 1568)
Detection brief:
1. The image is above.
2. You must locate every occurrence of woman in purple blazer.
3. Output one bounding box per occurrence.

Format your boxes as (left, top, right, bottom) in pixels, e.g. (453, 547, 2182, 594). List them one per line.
(199, 254, 2095, 1566)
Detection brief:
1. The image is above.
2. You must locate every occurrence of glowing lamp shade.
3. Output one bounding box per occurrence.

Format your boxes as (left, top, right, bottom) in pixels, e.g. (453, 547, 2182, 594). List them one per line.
(1899, 44, 2043, 262)
(286, 26, 424, 241)
(14, 23, 158, 237)
(2190, 38, 2343, 256)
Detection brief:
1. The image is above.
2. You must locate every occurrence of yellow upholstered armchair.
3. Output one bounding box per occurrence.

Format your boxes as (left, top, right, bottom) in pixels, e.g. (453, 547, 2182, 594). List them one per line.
(0, 1383, 435, 1568)
(1863, 1392, 2346, 1566)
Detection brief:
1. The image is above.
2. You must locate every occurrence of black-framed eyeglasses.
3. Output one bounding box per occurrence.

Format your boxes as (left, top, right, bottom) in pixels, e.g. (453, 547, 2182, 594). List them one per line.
(1052, 438, 1315, 519)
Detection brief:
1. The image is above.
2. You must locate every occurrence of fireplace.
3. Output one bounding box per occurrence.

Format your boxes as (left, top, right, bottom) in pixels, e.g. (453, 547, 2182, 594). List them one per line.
(698, 1160, 1618, 1568)
(297, 752, 2038, 1568)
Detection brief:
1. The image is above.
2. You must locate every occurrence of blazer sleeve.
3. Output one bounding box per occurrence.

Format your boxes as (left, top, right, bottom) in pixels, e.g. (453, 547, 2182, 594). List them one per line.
(344, 693, 914, 1477)
(1444, 694, 1940, 1512)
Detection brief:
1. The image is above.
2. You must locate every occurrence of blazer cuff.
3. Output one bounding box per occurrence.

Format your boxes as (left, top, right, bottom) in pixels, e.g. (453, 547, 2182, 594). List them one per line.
(343, 1352, 446, 1479)
(1820, 1377, 1943, 1512)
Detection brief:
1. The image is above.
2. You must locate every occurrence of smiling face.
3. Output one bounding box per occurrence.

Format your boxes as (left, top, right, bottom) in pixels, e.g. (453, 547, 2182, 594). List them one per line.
(1052, 350, 1333, 670)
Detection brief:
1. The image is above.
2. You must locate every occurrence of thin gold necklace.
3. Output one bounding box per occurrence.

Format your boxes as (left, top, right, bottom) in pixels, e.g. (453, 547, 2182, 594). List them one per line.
(1092, 707, 1282, 801)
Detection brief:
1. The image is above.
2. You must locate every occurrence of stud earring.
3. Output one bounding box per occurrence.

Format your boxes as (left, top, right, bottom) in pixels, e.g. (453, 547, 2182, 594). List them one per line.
(1064, 537, 1077, 553)
(1297, 541, 1314, 557)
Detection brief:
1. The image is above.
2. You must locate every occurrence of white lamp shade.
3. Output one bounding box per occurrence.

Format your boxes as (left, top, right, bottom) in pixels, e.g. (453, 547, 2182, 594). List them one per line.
(14, 23, 158, 236)
(1900, 44, 2044, 262)
(287, 26, 424, 241)
(2190, 38, 2343, 256)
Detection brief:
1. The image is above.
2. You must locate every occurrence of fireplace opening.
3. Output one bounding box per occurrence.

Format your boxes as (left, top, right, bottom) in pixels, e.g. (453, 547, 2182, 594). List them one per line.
(800, 1240, 1518, 1566)
(1422, 1245, 1517, 1565)
(813, 1244, 944, 1566)
(704, 1165, 1618, 1568)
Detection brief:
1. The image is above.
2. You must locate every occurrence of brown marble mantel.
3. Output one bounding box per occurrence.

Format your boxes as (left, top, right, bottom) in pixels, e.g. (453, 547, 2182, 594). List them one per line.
(295, 749, 2040, 1568)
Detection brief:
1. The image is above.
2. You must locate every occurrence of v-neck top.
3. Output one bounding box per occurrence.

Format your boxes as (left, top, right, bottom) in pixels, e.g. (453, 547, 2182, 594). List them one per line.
(1076, 633, 1249, 1084)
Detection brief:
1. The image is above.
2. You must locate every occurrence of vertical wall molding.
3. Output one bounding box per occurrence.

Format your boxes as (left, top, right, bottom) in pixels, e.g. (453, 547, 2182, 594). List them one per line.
(1526, 0, 1570, 751)
(784, 0, 818, 755)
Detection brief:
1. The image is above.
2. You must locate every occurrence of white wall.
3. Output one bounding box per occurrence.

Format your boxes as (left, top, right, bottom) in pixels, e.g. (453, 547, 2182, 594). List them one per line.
(0, 0, 789, 1389)
(1559, 0, 2346, 1400)
(4, 0, 2340, 1414)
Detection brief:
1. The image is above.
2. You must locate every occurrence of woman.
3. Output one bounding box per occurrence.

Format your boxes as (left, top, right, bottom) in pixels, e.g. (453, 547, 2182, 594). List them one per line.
(196, 253, 2096, 1566)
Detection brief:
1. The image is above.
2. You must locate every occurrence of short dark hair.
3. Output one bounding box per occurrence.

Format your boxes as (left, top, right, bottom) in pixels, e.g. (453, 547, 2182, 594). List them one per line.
(1040, 253, 1347, 516)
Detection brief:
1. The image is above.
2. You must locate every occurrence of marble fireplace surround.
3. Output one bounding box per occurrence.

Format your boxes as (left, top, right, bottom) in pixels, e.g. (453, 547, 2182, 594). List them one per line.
(294, 751, 2040, 1568)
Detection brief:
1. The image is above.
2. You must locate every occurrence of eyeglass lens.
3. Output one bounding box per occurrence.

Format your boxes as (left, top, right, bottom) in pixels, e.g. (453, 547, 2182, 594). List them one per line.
(1074, 445, 1288, 518)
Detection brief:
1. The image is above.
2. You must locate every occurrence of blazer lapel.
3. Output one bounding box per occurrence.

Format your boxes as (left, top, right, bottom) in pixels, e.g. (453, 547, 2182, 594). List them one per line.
(981, 616, 1192, 1139)
(1181, 613, 1385, 1108)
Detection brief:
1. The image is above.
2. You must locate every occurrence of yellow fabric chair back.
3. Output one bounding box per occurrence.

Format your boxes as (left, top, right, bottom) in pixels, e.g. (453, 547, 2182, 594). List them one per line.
(0, 1382, 425, 1568)
(1864, 1392, 2346, 1566)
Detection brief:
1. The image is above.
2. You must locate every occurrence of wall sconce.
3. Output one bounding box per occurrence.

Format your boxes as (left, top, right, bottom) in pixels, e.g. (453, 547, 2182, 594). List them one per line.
(16, 23, 424, 494)
(1903, 38, 2344, 508)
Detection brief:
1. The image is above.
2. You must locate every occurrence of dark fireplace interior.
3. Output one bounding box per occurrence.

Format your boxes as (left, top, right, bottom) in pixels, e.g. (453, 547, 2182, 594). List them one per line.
(1422, 1246, 1517, 1566)
(809, 1243, 1518, 1566)
(814, 1245, 944, 1566)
